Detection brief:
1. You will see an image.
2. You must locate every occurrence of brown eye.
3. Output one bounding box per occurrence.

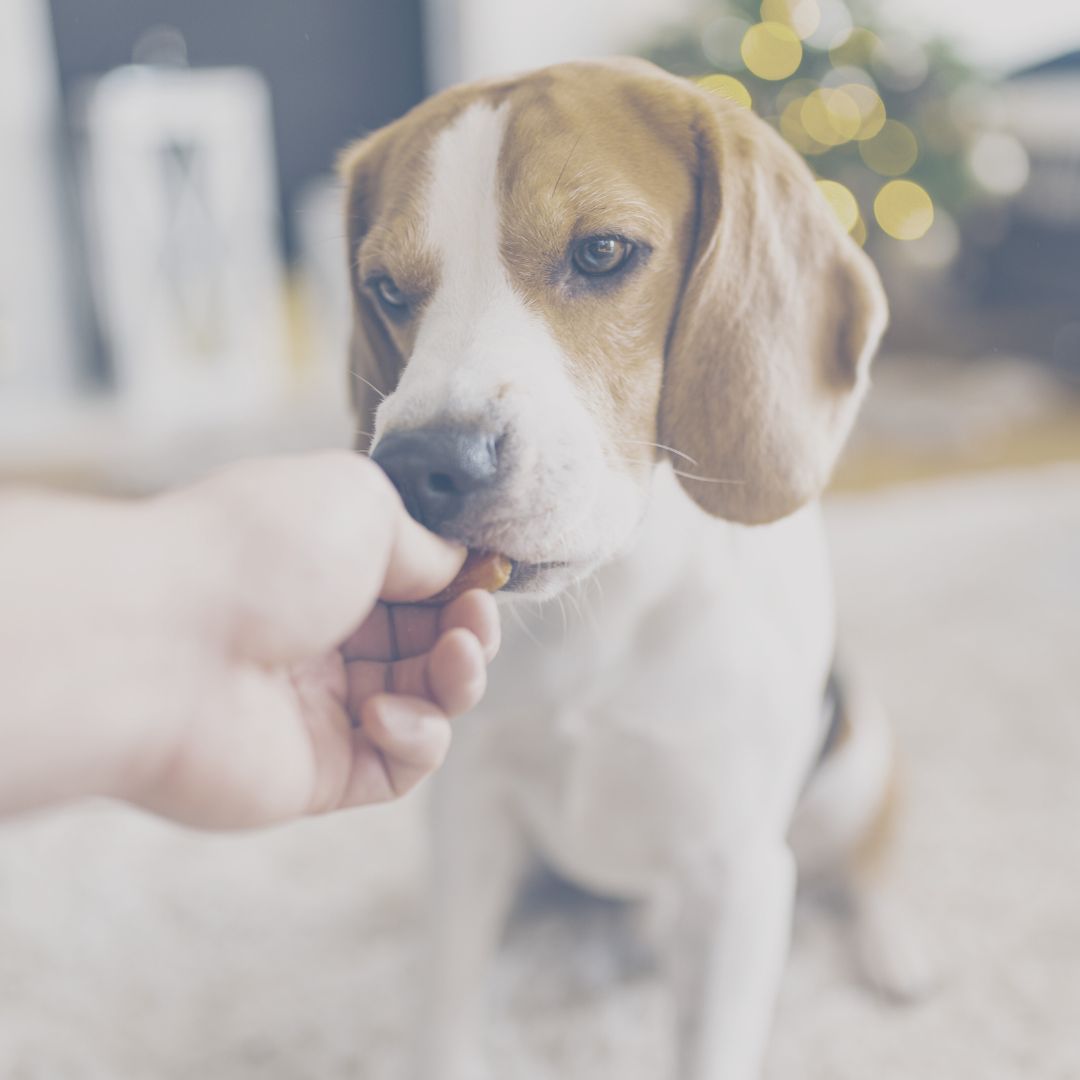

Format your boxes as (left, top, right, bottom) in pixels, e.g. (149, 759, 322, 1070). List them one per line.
(373, 276, 408, 311)
(572, 235, 633, 276)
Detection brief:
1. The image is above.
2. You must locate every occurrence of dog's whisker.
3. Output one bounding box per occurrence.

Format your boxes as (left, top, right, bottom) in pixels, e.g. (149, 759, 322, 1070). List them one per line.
(672, 469, 745, 486)
(606, 455, 658, 473)
(588, 572, 605, 613)
(564, 586, 584, 629)
(570, 583, 600, 637)
(350, 371, 387, 401)
(508, 603, 543, 648)
(618, 438, 699, 467)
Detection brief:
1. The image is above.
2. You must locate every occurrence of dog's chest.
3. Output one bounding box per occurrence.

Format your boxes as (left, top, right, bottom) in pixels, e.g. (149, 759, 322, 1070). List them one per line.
(454, 484, 837, 897)
(482, 612, 726, 896)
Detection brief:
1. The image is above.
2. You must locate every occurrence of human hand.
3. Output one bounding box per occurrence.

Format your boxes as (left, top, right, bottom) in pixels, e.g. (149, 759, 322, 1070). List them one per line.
(0, 453, 499, 828)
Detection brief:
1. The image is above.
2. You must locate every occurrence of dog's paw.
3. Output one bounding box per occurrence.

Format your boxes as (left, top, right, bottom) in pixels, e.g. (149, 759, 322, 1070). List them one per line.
(854, 891, 940, 1003)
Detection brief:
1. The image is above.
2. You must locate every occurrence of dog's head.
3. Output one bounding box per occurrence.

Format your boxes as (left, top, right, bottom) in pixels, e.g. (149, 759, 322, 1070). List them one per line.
(341, 58, 886, 597)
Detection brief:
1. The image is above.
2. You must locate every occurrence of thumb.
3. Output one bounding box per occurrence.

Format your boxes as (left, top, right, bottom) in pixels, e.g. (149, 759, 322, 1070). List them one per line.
(379, 507, 468, 603)
(166, 452, 464, 664)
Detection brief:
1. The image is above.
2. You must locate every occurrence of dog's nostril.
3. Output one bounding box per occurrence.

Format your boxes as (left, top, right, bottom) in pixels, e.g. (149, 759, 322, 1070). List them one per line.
(370, 425, 503, 534)
(428, 472, 457, 495)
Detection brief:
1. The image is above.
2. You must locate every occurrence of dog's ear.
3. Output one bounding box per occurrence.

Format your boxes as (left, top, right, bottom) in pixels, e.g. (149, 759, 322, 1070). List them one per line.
(337, 136, 400, 453)
(658, 90, 887, 525)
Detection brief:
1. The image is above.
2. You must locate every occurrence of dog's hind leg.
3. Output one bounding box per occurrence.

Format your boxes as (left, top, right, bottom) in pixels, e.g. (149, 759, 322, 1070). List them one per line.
(788, 671, 938, 1001)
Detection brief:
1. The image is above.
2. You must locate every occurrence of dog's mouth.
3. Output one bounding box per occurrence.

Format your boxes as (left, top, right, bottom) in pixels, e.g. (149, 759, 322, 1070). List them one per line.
(434, 516, 604, 599)
(502, 558, 573, 594)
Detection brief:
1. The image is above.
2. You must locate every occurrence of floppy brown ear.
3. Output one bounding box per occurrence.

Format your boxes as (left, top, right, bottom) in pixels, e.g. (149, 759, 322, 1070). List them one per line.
(337, 136, 400, 453)
(658, 89, 887, 525)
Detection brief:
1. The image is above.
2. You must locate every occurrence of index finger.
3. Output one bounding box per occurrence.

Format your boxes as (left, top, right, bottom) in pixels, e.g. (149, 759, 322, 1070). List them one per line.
(341, 589, 501, 663)
(170, 452, 466, 663)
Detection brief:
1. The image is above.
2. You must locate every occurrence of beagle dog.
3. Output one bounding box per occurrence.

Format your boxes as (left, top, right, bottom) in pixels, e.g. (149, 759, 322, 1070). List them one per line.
(342, 58, 928, 1080)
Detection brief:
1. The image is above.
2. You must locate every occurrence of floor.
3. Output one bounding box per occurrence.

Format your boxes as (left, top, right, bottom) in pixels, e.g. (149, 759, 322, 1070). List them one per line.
(1, 460, 1077, 1078)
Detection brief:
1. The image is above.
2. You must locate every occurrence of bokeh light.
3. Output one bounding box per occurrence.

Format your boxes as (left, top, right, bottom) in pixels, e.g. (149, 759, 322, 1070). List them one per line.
(844, 83, 887, 140)
(859, 119, 919, 175)
(821, 64, 875, 90)
(803, 0, 853, 49)
(780, 96, 826, 154)
(759, 0, 820, 41)
(900, 208, 960, 269)
(872, 33, 930, 92)
(829, 28, 878, 68)
(816, 178, 859, 233)
(802, 88, 861, 146)
(647, 0, 985, 248)
(774, 77, 819, 111)
(697, 73, 753, 109)
(968, 132, 1030, 197)
(874, 179, 934, 240)
(702, 16, 752, 71)
(741, 22, 803, 81)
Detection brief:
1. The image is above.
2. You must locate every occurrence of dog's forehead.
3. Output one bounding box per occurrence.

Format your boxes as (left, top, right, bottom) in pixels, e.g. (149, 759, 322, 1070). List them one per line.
(351, 60, 698, 439)
(367, 62, 697, 249)
(500, 78, 698, 269)
(497, 64, 695, 195)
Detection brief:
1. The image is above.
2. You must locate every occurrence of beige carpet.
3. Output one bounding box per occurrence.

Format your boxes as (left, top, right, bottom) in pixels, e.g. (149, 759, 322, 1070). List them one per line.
(1, 464, 1078, 1080)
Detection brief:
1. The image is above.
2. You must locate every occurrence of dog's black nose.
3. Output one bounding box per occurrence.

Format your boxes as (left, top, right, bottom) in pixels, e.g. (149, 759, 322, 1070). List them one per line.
(371, 427, 501, 533)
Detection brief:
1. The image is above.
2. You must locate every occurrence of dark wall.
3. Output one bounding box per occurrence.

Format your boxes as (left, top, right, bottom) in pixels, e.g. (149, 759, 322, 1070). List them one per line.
(49, 0, 426, 256)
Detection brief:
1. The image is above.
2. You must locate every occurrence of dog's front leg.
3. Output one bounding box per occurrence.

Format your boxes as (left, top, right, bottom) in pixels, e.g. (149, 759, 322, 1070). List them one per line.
(668, 843, 796, 1080)
(415, 771, 528, 1080)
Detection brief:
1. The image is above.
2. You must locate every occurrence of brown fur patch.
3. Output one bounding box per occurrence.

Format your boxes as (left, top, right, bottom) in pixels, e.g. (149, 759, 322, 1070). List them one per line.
(339, 85, 487, 439)
(493, 62, 702, 471)
(339, 58, 888, 515)
(854, 755, 902, 880)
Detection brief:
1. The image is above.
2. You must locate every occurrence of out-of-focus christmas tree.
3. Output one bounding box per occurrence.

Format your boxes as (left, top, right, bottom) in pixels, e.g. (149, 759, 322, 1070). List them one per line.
(642, 0, 981, 250)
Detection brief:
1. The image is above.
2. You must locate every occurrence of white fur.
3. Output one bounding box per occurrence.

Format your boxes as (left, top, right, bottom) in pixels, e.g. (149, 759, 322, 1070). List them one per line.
(420, 468, 838, 1080)
(789, 677, 895, 878)
(375, 103, 643, 581)
(373, 102, 887, 1080)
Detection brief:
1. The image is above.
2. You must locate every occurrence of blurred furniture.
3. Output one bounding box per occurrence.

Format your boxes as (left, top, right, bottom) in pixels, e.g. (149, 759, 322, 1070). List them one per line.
(0, 0, 83, 414)
(49, 0, 425, 258)
(80, 65, 288, 429)
(2, 1, 425, 490)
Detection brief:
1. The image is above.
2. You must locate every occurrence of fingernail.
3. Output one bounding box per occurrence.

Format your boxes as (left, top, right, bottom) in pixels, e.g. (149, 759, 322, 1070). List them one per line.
(376, 697, 431, 738)
(485, 621, 501, 663)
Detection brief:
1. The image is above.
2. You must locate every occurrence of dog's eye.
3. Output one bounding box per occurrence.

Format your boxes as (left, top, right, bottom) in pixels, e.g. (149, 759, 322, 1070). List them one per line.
(572, 236, 634, 276)
(372, 276, 408, 312)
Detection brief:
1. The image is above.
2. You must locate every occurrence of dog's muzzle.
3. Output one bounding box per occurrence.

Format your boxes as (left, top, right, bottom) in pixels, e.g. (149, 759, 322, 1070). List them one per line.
(371, 425, 502, 535)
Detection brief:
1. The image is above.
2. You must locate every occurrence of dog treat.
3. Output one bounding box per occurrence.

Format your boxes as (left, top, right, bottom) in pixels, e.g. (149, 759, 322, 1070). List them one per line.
(418, 550, 512, 606)
(382, 551, 510, 694)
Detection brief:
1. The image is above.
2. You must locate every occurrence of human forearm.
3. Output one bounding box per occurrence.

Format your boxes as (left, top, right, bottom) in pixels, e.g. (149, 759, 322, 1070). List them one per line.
(0, 454, 496, 826)
(0, 488, 206, 812)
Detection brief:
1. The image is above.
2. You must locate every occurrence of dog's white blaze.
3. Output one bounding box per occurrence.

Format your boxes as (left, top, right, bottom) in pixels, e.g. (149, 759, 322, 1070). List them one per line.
(381, 100, 575, 427)
(373, 101, 643, 568)
(422, 102, 509, 350)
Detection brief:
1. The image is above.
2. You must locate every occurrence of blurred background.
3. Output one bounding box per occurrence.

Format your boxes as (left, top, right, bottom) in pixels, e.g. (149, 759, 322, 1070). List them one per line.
(1, 0, 1077, 493)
